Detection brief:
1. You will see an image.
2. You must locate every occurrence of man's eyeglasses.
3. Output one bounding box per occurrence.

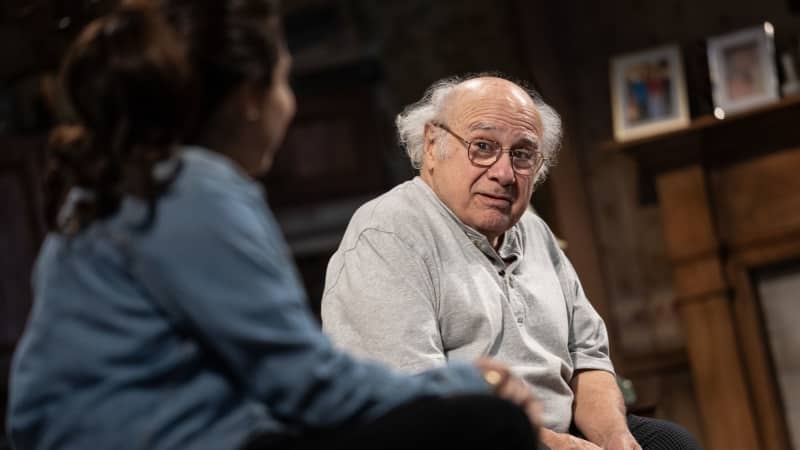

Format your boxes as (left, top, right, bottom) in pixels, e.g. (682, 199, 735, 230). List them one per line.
(431, 121, 544, 176)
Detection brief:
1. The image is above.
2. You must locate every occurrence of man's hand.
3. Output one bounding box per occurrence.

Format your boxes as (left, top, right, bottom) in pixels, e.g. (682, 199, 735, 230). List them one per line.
(540, 428, 601, 449)
(599, 429, 641, 450)
(474, 357, 540, 428)
(571, 370, 639, 449)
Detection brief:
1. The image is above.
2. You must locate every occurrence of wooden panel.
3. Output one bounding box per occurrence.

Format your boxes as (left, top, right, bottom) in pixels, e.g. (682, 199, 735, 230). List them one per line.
(733, 233, 800, 265)
(711, 147, 800, 249)
(656, 166, 718, 261)
(725, 236, 800, 450)
(657, 164, 761, 450)
(265, 86, 392, 209)
(729, 261, 792, 450)
(673, 257, 726, 300)
(678, 294, 760, 450)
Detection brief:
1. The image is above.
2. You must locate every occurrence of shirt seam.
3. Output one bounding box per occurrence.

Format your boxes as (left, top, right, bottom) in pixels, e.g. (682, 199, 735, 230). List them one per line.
(324, 226, 442, 316)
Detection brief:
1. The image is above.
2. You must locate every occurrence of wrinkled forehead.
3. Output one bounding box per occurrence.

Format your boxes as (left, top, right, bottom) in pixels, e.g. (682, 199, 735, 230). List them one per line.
(443, 78, 543, 138)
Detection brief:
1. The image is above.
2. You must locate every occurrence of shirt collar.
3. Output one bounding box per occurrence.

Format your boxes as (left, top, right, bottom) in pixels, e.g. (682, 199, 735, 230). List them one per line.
(411, 176, 524, 262)
(180, 146, 251, 180)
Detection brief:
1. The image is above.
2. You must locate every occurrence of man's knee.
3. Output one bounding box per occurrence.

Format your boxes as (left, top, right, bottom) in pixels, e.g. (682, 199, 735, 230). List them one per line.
(626, 414, 702, 450)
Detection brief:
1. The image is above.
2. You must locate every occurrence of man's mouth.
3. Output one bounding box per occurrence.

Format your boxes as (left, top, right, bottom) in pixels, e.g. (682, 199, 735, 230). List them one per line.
(477, 192, 514, 205)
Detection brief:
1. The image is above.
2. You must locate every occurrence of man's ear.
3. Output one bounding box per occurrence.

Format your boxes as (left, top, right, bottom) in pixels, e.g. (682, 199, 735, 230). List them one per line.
(422, 122, 438, 167)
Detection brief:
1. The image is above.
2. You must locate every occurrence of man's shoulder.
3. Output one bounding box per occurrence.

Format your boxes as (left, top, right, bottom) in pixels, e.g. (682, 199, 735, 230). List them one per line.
(517, 209, 551, 239)
(348, 178, 438, 236)
(517, 209, 564, 258)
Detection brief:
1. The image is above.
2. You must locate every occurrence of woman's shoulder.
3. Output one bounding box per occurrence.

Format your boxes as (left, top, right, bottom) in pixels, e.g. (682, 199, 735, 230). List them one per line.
(121, 147, 280, 260)
(175, 147, 262, 201)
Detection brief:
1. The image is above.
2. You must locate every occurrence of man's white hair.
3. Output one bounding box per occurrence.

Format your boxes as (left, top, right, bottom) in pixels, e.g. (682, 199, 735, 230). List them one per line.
(395, 74, 562, 184)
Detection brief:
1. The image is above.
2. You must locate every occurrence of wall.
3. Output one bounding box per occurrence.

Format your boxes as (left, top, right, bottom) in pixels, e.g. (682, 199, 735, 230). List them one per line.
(533, 0, 800, 443)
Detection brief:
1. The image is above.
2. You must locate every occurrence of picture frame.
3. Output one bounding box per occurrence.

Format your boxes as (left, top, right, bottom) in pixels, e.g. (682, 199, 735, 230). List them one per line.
(707, 24, 779, 116)
(610, 45, 690, 142)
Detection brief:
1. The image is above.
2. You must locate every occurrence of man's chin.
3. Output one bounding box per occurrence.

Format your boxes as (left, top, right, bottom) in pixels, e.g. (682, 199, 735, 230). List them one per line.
(473, 214, 514, 236)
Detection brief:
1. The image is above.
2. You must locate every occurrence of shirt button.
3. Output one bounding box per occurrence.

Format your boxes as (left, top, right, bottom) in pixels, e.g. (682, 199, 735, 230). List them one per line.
(516, 317, 524, 324)
(498, 270, 506, 277)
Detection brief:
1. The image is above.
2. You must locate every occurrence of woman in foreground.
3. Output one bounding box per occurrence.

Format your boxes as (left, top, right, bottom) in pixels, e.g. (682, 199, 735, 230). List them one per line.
(6, 1, 539, 449)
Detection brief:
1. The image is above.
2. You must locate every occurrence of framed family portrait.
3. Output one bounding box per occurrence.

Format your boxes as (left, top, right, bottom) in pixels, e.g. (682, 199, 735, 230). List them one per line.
(707, 24, 779, 116)
(610, 45, 690, 142)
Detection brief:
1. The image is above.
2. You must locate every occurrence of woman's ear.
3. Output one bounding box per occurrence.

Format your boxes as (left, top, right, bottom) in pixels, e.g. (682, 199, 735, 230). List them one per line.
(231, 81, 264, 122)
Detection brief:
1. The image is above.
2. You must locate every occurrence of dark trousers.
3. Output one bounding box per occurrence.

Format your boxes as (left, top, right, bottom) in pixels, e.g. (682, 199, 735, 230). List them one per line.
(553, 414, 702, 450)
(623, 415, 702, 450)
(241, 394, 537, 450)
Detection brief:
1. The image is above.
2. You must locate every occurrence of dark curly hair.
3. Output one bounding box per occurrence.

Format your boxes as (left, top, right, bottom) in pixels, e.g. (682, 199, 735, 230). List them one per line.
(46, 1, 189, 233)
(47, 0, 281, 234)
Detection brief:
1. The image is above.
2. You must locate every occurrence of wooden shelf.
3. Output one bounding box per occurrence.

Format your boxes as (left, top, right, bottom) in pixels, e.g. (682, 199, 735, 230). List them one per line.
(600, 94, 800, 153)
(599, 94, 800, 178)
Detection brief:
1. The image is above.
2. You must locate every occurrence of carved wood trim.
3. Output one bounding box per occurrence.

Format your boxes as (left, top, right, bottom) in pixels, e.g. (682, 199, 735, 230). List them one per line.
(656, 164, 760, 450)
(677, 294, 760, 450)
(728, 258, 793, 450)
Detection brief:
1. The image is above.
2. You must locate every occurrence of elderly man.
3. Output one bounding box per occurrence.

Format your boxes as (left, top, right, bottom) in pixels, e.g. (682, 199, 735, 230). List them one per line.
(321, 75, 700, 450)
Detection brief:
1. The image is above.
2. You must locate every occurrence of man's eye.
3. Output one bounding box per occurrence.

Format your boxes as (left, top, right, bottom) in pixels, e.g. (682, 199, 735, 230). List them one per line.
(511, 149, 534, 160)
(472, 141, 496, 154)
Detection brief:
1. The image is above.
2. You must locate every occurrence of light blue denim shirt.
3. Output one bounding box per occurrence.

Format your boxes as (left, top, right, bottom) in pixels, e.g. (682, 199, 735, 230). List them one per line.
(6, 147, 489, 450)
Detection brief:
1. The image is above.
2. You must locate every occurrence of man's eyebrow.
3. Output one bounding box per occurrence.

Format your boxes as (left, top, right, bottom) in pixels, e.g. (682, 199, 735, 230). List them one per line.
(468, 122, 539, 147)
(516, 136, 539, 148)
(467, 122, 497, 131)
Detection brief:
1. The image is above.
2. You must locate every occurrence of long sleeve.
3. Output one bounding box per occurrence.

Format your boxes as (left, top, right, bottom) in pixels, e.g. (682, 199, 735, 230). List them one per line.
(132, 185, 488, 429)
(322, 228, 446, 373)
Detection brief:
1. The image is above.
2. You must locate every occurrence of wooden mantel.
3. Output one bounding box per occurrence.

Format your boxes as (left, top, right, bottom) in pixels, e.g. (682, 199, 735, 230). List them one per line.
(613, 97, 800, 450)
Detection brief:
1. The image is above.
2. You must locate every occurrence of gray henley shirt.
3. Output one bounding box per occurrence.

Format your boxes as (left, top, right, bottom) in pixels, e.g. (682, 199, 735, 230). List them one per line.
(321, 177, 614, 432)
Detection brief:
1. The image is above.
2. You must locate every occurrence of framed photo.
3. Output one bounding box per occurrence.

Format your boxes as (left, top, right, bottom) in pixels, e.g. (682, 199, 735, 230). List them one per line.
(707, 24, 779, 116)
(610, 45, 690, 142)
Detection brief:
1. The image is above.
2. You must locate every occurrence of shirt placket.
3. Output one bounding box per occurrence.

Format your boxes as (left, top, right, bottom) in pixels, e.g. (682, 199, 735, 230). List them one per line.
(504, 257, 526, 324)
(472, 237, 527, 325)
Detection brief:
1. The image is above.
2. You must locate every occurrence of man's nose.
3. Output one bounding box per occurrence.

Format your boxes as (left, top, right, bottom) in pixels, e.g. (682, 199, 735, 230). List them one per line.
(486, 151, 516, 185)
